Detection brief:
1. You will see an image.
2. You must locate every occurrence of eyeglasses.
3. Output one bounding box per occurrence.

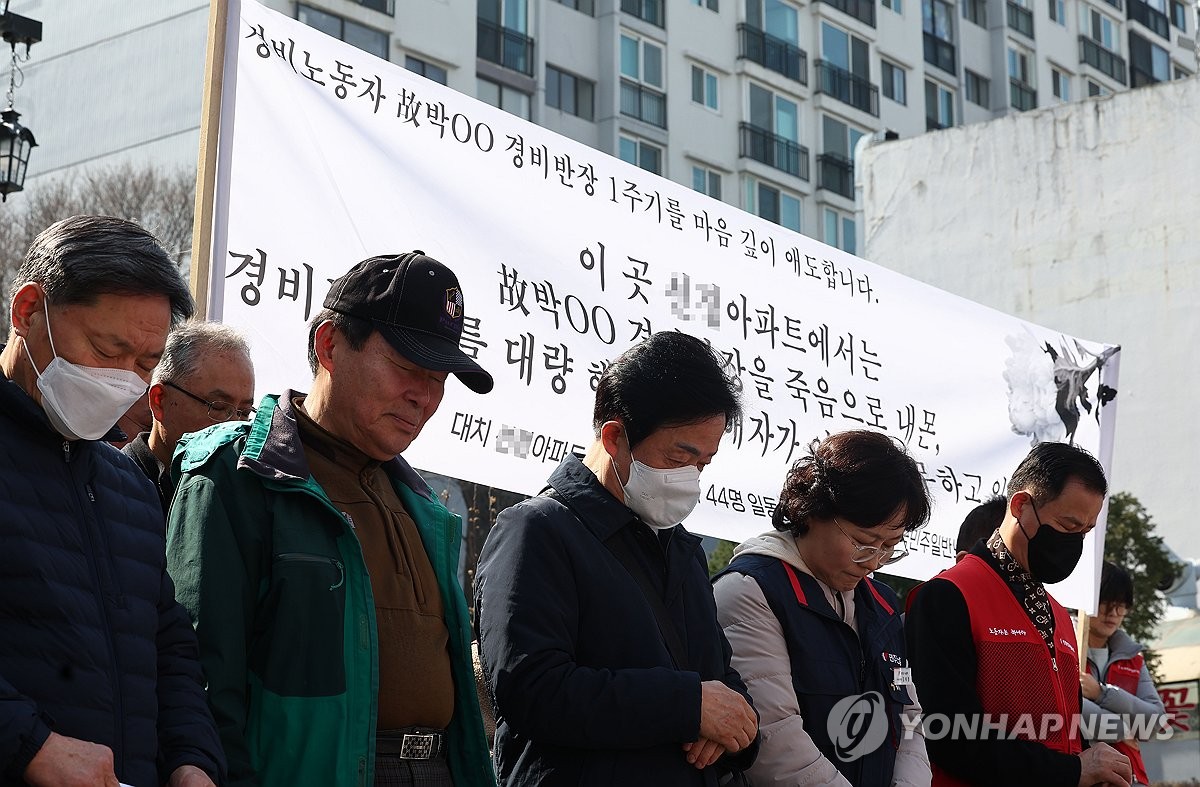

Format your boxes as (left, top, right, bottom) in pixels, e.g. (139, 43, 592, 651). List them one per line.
(164, 381, 256, 422)
(833, 518, 910, 566)
(1099, 601, 1130, 616)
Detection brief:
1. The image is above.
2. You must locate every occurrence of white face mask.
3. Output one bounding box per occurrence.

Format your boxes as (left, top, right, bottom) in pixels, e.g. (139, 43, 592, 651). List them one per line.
(618, 434, 703, 530)
(22, 299, 148, 441)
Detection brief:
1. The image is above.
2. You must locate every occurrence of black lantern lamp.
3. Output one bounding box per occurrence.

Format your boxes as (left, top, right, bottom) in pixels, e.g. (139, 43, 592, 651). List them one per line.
(0, 7, 41, 201)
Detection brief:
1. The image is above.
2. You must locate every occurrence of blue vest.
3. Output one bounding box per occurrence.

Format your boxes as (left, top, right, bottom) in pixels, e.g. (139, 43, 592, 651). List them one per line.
(718, 554, 911, 787)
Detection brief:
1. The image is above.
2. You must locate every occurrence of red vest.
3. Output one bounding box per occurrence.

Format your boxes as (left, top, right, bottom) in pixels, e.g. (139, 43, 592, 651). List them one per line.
(1087, 652, 1150, 784)
(932, 555, 1082, 787)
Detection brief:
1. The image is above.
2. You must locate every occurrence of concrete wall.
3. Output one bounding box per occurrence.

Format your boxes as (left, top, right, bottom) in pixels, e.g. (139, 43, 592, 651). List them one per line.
(860, 75, 1200, 559)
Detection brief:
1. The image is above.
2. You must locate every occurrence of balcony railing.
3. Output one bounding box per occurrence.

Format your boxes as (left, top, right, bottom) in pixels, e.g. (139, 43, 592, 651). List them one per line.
(1009, 77, 1037, 110)
(1006, 1, 1034, 37)
(1102, 0, 1124, 9)
(620, 78, 667, 128)
(817, 153, 854, 199)
(739, 24, 808, 85)
(477, 18, 534, 76)
(1129, 63, 1161, 86)
(923, 32, 957, 74)
(1079, 36, 1128, 84)
(740, 123, 810, 180)
(815, 0, 876, 27)
(621, 0, 665, 27)
(1127, 0, 1170, 38)
(815, 60, 879, 116)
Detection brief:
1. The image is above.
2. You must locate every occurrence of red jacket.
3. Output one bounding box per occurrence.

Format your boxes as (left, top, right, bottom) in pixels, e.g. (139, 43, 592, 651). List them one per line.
(932, 554, 1082, 786)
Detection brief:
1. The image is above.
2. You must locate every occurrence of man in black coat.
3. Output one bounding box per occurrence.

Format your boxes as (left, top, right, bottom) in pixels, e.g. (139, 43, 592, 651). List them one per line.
(0, 216, 225, 787)
(475, 331, 759, 786)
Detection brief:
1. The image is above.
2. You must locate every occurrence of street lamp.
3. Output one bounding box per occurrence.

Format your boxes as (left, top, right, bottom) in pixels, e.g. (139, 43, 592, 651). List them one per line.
(0, 7, 41, 201)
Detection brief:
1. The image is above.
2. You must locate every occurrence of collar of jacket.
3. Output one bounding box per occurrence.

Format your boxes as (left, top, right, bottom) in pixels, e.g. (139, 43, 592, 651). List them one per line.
(0, 347, 123, 443)
(176, 390, 436, 503)
(545, 452, 703, 551)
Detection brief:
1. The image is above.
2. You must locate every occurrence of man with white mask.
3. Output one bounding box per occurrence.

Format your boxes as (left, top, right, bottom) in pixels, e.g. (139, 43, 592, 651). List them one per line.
(0, 216, 225, 787)
(475, 331, 760, 786)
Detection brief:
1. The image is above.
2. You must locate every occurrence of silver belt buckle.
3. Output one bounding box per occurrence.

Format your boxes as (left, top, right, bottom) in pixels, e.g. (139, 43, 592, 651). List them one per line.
(400, 732, 437, 759)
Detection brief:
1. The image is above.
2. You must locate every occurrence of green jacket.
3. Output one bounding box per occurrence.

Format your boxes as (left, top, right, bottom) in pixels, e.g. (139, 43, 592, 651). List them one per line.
(166, 392, 494, 787)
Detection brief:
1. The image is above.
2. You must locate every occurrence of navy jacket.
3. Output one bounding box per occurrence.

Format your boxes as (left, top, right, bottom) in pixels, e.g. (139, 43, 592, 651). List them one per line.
(0, 368, 224, 786)
(718, 554, 910, 786)
(475, 454, 758, 786)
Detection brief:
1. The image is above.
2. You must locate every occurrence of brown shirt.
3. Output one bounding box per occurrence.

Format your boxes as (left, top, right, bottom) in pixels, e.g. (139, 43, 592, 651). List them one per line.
(294, 398, 455, 730)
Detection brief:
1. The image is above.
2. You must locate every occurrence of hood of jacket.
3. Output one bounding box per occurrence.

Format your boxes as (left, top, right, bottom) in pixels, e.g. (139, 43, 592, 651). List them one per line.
(1103, 627, 1144, 662)
(732, 529, 805, 569)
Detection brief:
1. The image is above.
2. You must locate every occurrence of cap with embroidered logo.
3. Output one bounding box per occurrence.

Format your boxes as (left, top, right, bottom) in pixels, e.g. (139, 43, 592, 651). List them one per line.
(323, 251, 493, 393)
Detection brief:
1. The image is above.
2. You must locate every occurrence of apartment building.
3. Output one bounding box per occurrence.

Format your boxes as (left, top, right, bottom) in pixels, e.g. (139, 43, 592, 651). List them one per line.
(5, 0, 1196, 253)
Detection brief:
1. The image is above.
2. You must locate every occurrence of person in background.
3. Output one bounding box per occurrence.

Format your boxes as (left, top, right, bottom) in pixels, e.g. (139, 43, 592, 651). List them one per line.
(714, 430, 932, 786)
(111, 390, 152, 448)
(166, 251, 495, 787)
(1081, 561, 1166, 786)
(0, 214, 224, 786)
(906, 442, 1132, 786)
(955, 495, 1007, 563)
(122, 320, 255, 514)
(475, 331, 760, 786)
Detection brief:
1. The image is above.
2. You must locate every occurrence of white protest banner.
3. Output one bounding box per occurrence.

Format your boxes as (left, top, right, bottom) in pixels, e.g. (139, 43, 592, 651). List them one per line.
(204, 0, 1120, 608)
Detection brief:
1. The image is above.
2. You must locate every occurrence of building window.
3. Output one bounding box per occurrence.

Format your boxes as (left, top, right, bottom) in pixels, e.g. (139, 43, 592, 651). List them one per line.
(298, 5, 389, 60)
(621, 34, 665, 89)
(962, 0, 987, 26)
(965, 69, 990, 106)
(883, 0, 903, 14)
(621, 0, 666, 27)
(923, 0, 955, 43)
(924, 80, 954, 129)
(546, 65, 595, 120)
(823, 208, 856, 254)
(1087, 79, 1109, 96)
(1176, 65, 1193, 79)
(692, 165, 722, 199)
(1049, 0, 1065, 25)
(745, 177, 802, 232)
(1081, 7, 1119, 51)
(749, 83, 799, 143)
(881, 60, 907, 105)
(691, 65, 720, 110)
(747, 0, 802, 45)
(1129, 32, 1171, 86)
(477, 76, 531, 119)
(619, 135, 663, 174)
(1171, 0, 1188, 30)
(1051, 67, 1071, 100)
(692, 0, 720, 10)
(1007, 47, 1032, 84)
(553, 0, 595, 13)
(480, 0, 529, 32)
(405, 56, 447, 85)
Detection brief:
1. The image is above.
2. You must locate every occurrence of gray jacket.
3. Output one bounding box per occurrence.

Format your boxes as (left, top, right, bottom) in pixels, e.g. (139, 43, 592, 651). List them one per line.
(1082, 628, 1165, 741)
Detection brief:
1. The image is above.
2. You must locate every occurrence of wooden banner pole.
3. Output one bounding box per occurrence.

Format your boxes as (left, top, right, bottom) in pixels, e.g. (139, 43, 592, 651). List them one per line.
(189, 0, 231, 320)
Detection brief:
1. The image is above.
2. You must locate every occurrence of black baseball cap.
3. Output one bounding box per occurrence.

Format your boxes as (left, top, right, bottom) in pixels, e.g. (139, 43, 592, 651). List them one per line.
(323, 251, 494, 394)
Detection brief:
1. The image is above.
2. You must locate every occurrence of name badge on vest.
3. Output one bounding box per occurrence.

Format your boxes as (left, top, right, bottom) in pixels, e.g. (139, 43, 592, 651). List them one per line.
(893, 667, 913, 686)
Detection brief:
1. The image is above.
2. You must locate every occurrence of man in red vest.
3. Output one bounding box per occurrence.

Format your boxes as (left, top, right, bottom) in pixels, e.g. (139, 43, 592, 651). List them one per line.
(906, 442, 1133, 786)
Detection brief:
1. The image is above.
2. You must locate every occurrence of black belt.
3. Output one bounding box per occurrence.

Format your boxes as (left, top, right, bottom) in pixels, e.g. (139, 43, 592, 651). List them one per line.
(376, 727, 447, 759)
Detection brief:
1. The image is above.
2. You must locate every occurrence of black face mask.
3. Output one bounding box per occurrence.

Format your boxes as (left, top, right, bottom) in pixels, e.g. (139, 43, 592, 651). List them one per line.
(1022, 500, 1085, 584)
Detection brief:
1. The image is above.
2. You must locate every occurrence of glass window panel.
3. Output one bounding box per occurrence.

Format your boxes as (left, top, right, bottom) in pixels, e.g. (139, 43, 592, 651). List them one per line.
(693, 166, 707, 192)
(824, 115, 848, 157)
(344, 20, 387, 58)
(843, 217, 856, 254)
(300, 6, 342, 38)
(640, 143, 661, 174)
(643, 43, 664, 87)
(766, 0, 799, 44)
(848, 127, 864, 160)
(822, 23, 849, 69)
(547, 67, 562, 108)
(759, 183, 780, 223)
(775, 96, 798, 142)
(705, 73, 719, 109)
(620, 35, 639, 79)
(692, 66, 704, 103)
(477, 77, 500, 107)
(824, 208, 839, 245)
(505, 0, 528, 32)
(750, 83, 773, 129)
(781, 194, 801, 232)
(619, 136, 638, 164)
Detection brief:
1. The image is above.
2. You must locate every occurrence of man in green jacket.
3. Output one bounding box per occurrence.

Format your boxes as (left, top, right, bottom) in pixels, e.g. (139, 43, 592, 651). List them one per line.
(166, 252, 495, 787)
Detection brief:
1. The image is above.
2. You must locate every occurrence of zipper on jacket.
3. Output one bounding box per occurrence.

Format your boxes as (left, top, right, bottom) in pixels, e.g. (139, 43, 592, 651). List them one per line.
(62, 440, 71, 463)
(275, 552, 345, 590)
